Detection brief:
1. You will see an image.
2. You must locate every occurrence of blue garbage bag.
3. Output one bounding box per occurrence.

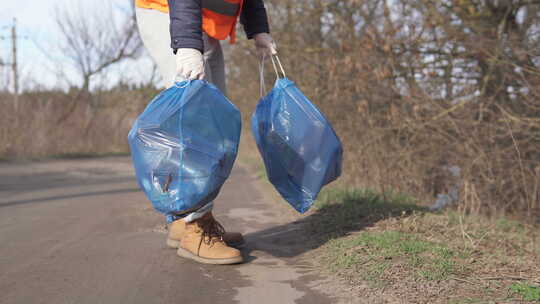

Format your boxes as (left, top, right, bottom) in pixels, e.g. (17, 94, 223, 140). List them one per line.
(251, 77, 343, 213)
(128, 80, 241, 220)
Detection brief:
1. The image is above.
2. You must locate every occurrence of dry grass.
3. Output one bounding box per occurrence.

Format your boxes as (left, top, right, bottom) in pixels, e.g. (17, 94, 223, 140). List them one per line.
(0, 86, 158, 160)
(307, 188, 540, 303)
(228, 0, 540, 222)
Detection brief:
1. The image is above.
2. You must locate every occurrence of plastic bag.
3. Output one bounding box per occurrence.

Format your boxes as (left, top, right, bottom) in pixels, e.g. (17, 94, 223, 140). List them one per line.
(251, 57, 343, 213)
(128, 80, 241, 218)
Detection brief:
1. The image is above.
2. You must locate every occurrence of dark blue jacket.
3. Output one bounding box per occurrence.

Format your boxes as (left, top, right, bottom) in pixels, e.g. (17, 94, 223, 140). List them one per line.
(167, 0, 270, 53)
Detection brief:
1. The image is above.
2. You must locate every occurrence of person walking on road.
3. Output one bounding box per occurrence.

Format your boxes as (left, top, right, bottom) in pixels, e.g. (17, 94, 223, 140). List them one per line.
(135, 0, 277, 265)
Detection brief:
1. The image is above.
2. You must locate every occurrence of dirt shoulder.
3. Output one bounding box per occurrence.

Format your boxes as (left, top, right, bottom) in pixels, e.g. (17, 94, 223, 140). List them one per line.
(239, 141, 539, 303)
(307, 189, 540, 304)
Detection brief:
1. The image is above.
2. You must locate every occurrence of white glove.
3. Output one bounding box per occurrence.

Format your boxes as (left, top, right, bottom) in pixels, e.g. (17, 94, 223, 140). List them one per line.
(254, 33, 277, 58)
(175, 48, 205, 81)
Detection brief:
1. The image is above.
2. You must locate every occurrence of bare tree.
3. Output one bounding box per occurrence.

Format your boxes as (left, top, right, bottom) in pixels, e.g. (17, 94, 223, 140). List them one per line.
(51, 0, 142, 122)
(54, 0, 142, 92)
(228, 0, 540, 219)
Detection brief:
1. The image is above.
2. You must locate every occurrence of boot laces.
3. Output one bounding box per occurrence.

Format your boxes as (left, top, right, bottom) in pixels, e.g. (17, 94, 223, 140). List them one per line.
(198, 215, 226, 245)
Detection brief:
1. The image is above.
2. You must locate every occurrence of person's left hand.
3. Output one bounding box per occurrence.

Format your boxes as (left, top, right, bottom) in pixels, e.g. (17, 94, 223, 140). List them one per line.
(254, 33, 277, 58)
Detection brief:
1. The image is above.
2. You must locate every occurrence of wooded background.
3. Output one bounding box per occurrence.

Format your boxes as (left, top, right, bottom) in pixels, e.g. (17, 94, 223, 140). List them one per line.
(1, 0, 539, 221)
(229, 0, 540, 221)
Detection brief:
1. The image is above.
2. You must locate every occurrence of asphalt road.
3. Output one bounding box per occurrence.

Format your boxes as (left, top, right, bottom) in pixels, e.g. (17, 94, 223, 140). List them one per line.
(0, 157, 346, 304)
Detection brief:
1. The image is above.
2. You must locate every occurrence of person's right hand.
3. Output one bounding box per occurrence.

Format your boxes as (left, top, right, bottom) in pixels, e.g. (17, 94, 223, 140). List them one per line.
(254, 33, 277, 59)
(175, 48, 205, 81)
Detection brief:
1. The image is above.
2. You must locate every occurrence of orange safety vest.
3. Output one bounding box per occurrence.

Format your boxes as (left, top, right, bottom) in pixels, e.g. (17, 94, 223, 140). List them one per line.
(135, 0, 243, 43)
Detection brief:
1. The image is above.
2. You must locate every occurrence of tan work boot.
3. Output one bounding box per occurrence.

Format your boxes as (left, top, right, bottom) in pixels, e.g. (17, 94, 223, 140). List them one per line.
(166, 212, 245, 248)
(176, 213, 243, 264)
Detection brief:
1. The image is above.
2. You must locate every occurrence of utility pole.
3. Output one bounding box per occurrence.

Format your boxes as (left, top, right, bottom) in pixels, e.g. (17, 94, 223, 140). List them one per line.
(0, 25, 11, 92)
(11, 18, 18, 101)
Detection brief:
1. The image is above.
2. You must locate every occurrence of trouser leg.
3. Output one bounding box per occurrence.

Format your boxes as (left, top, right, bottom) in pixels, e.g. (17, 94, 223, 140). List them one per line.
(135, 7, 176, 88)
(202, 34, 227, 95)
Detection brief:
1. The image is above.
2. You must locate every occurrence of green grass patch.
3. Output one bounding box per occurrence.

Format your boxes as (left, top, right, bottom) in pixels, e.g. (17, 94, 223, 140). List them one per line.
(313, 188, 462, 283)
(509, 282, 540, 302)
(315, 187, 418, 210)
(323, 230, 460, 283)
(310, 187, 539, 303)
(309, 188, 426, 239)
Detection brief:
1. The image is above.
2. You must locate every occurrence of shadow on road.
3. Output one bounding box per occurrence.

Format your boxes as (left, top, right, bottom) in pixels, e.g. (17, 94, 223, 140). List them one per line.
(0, 188, 140, 208)
(243, 191, 427, 260)
(0, 173, 134, 194)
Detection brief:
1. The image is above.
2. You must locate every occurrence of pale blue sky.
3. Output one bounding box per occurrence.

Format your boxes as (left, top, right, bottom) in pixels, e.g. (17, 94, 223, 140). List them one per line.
(1, 0, 154, 90)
